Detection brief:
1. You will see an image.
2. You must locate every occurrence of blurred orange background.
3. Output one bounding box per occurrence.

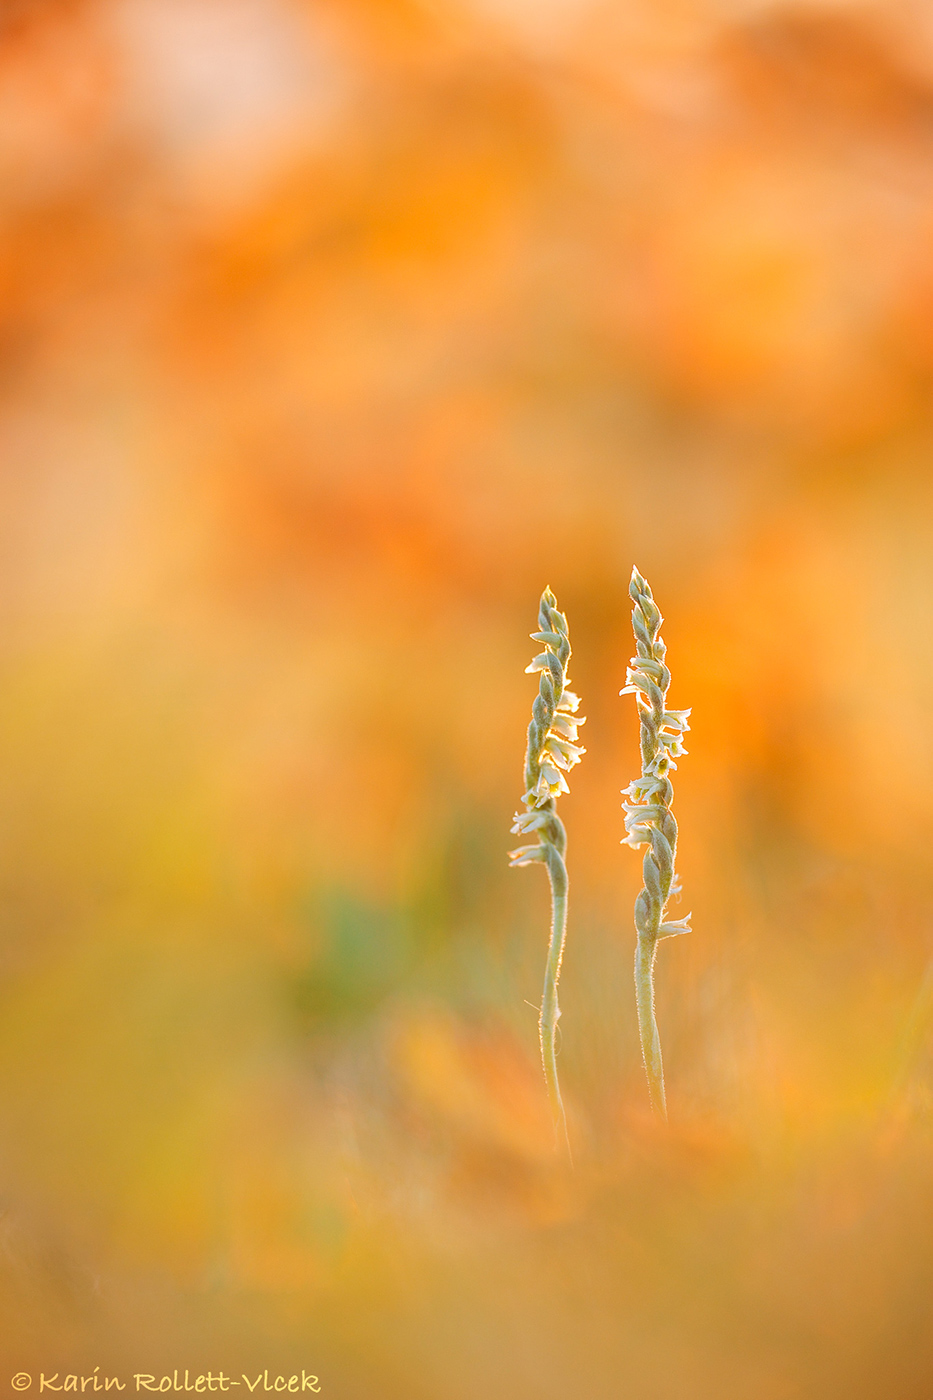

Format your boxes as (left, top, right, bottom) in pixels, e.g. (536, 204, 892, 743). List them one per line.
(1, 0, 933, 1394)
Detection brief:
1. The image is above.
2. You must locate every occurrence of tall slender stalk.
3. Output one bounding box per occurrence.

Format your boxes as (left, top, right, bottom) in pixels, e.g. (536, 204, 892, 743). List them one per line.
(621, 568, 692, 1119)
(509, 588, 586, 1157)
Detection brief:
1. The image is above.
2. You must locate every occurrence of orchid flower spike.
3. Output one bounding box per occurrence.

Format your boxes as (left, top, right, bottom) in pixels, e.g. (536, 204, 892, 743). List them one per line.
(509, 587, 585, 1158)
(622, 568, 692, 1119)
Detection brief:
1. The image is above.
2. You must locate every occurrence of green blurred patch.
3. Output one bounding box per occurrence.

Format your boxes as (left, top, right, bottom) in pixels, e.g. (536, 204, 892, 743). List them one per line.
(286, 804, 516, 1025)
(288, 890, 414, 1023)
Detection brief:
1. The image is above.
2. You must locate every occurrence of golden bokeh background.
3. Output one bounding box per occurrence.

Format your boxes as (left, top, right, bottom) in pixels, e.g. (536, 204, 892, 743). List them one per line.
(1, 0, 933, 1393)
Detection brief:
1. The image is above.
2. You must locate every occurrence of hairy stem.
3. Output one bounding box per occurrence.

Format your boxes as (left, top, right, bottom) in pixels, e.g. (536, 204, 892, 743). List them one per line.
(621, 567, 691, 1118)
(509, 586, 585, 1159)
(541, 843, 571, 1158)
(634, 934, 667, 1119)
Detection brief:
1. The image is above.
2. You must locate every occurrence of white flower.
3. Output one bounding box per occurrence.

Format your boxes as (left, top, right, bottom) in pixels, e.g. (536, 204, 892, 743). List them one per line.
(527, 761, 569, 807)
(549, 712, 585, 741)
(544, 735, 586, 770)
(659, 916, 692, 939)
(508, 844, 546, 867)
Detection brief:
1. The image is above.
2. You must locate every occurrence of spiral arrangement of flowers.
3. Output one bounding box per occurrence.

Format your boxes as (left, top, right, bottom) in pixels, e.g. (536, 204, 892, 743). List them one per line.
(621, 567, 691, 1117)
(509, 589, 585, 862)
(509, 587, 585, 1154)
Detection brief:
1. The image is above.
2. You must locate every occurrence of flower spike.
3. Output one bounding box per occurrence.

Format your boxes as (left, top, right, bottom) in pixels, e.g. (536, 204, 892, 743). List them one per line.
(621, 568, 691, 1119)
(509, 586, 585, 1158)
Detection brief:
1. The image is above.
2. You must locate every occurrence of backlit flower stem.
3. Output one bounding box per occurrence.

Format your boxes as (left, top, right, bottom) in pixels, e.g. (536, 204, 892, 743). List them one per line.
(509, 587, 585, 1158)
(541, 831, 569, 1152)
(621, 568, 692, 1119)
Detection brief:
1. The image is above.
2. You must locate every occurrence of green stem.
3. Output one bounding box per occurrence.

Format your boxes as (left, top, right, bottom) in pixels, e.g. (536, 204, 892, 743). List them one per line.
(541, 845, 572, 1160)
(634, 934, 667, 1119)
